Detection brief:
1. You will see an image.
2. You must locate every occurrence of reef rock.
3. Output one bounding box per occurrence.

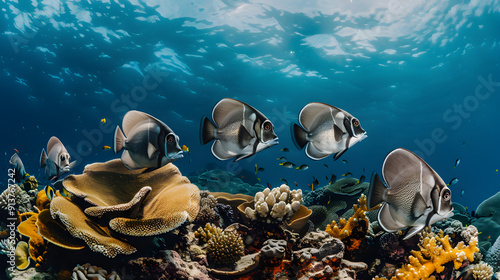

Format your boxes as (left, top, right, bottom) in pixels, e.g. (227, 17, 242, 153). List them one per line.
(126, 250, 210, 280)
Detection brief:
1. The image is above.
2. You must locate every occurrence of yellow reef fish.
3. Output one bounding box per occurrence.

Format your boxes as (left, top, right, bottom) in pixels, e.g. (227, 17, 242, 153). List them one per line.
(101, 118, 106, 123)
(44, 185, 55, 201)
(182, 145, 189, 152)
(102, 145, 111, 150)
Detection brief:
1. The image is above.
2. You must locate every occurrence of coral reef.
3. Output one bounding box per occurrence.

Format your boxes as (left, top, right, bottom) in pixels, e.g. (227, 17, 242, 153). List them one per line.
(17, 212, 48, 268)
(7, 267, 55, 280)
(14, 241, 30, 270)
(392, 233, 479, 279)
(126, 250, 210, 280)
(0, 184, 34, 213)
(0, 238, 14, 254)
(193, 191, 219, 226)
(473, 191, 500, 245)
(243, 184, 302, 223)
(72, 263, 121, 280)
(195, 223, 223, 244)
(46, 159, 200, 257)
(325, 194, 373, 256)
(470, 262, 494, 280)
(485, 235, 500, 273)
(206, 227, 245, 267)
(261, 239, 287, 259)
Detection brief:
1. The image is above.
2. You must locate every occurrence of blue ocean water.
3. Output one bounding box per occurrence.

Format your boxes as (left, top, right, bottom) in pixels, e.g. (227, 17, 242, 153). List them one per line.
(1, 0, 499, 211)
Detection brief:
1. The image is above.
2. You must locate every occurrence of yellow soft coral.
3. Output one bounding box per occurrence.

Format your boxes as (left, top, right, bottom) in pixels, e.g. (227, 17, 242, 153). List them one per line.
(392, 234, 479, 280)
(325, 194, 371, 240)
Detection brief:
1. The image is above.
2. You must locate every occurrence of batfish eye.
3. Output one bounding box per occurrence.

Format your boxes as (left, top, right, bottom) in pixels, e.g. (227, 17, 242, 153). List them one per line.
(353, 120, 360, 127)
(264, 123, 271, 131)
(60, 155, 65, 161)
(167, 135, 174, 143)
(442, 190, 451, 201)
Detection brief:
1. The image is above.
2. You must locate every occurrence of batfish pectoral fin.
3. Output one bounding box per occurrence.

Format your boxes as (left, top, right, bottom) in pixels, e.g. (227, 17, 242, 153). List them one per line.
(147, 142, 157, 159)
(403, 225, 426, 240)
(121, 150, 140, 170)
(411, 192, 429, 220)
(333, 148, 348, 161)
(234, 153, 254, 162)
(211, 140, 235, 161)
(378, 203, 406, 232)
(333, 124, 344, 142)
(238, 125, 253, 148)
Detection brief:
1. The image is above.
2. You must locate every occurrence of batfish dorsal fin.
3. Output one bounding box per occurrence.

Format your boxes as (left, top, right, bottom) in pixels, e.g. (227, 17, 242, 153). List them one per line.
(122, 110, 170, 135)
(47, 136, 63, 153)
(212, 98, 246, 127)
(299, 102, 343, 131)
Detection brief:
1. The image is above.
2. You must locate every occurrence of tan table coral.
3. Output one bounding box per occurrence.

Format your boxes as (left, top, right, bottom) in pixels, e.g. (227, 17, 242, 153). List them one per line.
(50, 159, 200, 257)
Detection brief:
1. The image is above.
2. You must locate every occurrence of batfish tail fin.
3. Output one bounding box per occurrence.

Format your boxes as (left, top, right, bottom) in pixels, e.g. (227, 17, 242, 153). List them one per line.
(40, 149, 48, 168)
(200, 117, 217, 145)
(291, 123, 308, 150)
(114, 126, 126, 153)
(368, 173, 387, 208)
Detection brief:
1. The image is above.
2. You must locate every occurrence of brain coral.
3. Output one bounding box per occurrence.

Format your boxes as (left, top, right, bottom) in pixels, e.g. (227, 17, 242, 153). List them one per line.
(49, 159, 200, 257)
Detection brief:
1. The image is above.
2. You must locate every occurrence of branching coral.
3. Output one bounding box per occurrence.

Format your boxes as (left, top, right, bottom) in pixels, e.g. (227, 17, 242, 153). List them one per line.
(470, 262, 494, 280)
(195, 223, 223, 244)
(325, 194, 370, 241)
(0, 184, 34, 213)
(392, 234, 479, 279)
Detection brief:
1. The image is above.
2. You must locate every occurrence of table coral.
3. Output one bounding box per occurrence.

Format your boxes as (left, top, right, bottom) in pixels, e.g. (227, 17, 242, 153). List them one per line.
(392, 234, 479, 279)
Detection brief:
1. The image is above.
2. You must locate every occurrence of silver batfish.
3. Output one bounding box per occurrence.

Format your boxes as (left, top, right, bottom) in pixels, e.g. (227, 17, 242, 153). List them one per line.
(114, 110, 183, 170)
(40, 136, 76, 181)
(291, 102, 366, 160)
(367, 148, 454, 240)
(200, 98, 279, 161)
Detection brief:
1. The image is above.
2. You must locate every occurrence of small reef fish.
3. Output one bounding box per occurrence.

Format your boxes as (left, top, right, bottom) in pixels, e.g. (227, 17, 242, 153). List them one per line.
(182, 145, 189, 152)
(267, 182, 272, 188)
(329, 174, 337, 185)
(279, 162, 296, 168)
(342, 159, 348, 164)
(114, 110, 183, 170)
(323, 164, 329, 168)
(255, 164, 258, 174)
(280, 148, 289, 152)
(342, 172, 352, 177)
(101, 118, 106, 124)
(291, 102, 367, 160)
(200, 98, 279, 161)
(14, 148, 19, 153)
(102, 145, 111, 150)
(447, 178, 459, 186)
(258, 167, 265, 172)
(280, 178, 288, 185)
(40, 136, 76, 181)
(294, 181, 298, 187)
(277, 156, 287, 161)
(367, 148, 453, 240)
(357, 175, 366, 184)
(461, 189, 465, 196)
(296, 164, 309, 170)
(9, 153, 27, 183)
(44, 185, 55, 201)
(454, 159, 460, 168)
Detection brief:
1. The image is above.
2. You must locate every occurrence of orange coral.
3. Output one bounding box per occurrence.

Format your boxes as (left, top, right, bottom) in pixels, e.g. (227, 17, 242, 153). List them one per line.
(17, 212, 48, 268)
(391, 234, 479, 280)
(325, 194, 370, 240)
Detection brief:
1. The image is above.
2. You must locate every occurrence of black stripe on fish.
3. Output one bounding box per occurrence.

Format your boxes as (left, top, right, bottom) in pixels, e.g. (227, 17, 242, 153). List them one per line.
(157, 129, 167, 168)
